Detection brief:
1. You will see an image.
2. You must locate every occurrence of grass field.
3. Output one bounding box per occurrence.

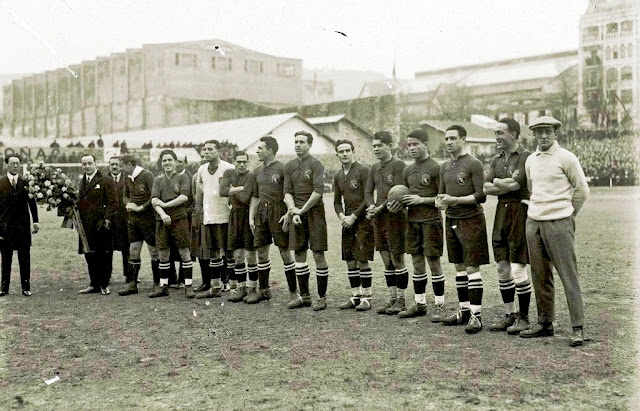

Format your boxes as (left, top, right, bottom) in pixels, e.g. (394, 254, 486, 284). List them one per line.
(0, 187, 638, 410)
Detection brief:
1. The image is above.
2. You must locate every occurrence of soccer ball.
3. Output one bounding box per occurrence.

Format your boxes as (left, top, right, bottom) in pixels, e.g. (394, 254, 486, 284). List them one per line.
(387, 185, 410, 210)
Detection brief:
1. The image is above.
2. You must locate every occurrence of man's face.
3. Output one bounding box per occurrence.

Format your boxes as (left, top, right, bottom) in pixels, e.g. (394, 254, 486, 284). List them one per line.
(234, 154, 249, 174)
(406, 137, 427, 159)
(256, 141, 271, 163)
(175, 158, 186, 173)
(81, 155, 97, 175)
(294, 135, 311, 158)
(162, 154, 176, 174)
(201, 143, 219, 162)
(109, 159, 121, 175)
(336, 143, 354, 165)
(533, 126, 557, 152)
(494, 123, 517, 152)
(119, 161, 133, 175)
(6, 156, 20, 176)
(444, 130, 464, 154)
(372, 139, 392, 161)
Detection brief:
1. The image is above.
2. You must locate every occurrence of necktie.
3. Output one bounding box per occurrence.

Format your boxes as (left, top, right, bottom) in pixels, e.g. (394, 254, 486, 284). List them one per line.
(11, 178, 16, 188)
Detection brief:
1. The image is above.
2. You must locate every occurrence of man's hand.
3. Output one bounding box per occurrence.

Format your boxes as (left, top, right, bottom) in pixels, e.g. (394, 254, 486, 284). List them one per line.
(292, 214, 302, 225)
(402, 194, 423, 206)
(436, 194, 456, 208)
(103, 219, 111, 230)
(365, 204, 377, 220)
(161, 214, 171, 227)
(386, 200, 403, 213)
(342, 214, 357, 228)
(32, 222, 40, 234)
(291, 207, 303, 216)
(151, 198, 163, 208)
(126, 203, 142, 212)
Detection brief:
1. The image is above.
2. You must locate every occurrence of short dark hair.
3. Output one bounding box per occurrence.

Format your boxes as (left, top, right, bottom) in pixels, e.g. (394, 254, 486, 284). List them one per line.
(5, 154, 22, 164)
(203, 140, 221, 149)
(498, 118, 521, 138)
(234, 150, 248, 160)
(109, 156, 120, 163)
(294, 130, 313, 145)
(80, 153, 96, 162)
(335, 139, 355, 152)
(445, 125, 467, 138)
(260, 135, 279, 154)
(160, 149, 177, 161)
(118, 155, 138, 166)
(373, 131, 393, 146)
(407, 129, 429, 143)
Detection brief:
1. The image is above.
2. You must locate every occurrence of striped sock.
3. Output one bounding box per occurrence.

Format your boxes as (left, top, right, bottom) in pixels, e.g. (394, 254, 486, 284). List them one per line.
(316, 267, 329, 297)
(455, 271, 469, 310)
(499, 278, 516, 314)
(431, 272, 445, 305)
(516, 281, 532, 317)
(235, 263, 247, 287)
(209, 259, 224, 280)
(159, 261, 171, 286)
(347, 268, 360, 289)
(413, 271, 428, 304)
(295, 263, 310, 296)
(360, 268, 372, 296)
(284, 262, 297, 293)
(384, 269, 397, 298)
(180, 260, 193, 286)
(468, 272, 483, 315)
(257, 261, 271, 290)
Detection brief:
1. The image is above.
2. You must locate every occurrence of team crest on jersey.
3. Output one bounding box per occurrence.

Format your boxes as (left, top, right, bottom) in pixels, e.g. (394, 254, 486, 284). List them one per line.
(271, 174, 280, 184)
(304, 169, 312, 181)
(421, 174, 431, 186)
(457, 172, 467, 185)
(350, 179, 359, 189)
(386, 174, 394, 185)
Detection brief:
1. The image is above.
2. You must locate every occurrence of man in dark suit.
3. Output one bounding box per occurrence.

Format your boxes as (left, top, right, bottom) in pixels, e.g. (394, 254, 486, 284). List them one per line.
(107, 156, 130, 279)
(77, 154, 118, 295)
(0, 154, 39, 297)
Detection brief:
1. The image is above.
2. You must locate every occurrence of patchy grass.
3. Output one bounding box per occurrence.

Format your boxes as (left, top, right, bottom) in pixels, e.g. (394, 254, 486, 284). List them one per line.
(0, 187, 637, 410)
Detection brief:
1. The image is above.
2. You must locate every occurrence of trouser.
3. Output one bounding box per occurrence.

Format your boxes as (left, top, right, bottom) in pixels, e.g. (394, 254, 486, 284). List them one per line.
(525, 217, 584, 328)
(85, 251, 113, 289)
(0, 246, 31, 292)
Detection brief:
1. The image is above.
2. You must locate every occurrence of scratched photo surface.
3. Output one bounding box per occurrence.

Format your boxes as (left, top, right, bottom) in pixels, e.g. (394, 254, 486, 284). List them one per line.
(1, 1, 639, 410)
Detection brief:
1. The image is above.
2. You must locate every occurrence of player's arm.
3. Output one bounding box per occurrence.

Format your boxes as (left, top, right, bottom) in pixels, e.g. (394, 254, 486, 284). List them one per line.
(219, 170, 232, 197)
(565, 153, 590, 216)
(333, 173, 346, 220)
(235, 174, 255, 205)
(162, 175, 190, 208)
(249, 196, 259, 232)
(482, 157, 507, 195)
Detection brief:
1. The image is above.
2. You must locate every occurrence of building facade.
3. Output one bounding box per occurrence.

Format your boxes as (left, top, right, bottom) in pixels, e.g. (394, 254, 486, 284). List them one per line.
(578, 0, 639, 129)
(2, 40, 302, 139)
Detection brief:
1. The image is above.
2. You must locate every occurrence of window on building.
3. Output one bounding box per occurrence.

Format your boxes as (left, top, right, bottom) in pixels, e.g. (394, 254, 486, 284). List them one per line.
(175, 53, 197, 67)
(621, 66, 632, 81)
(585, 26, 599, 37)
(606, 68, 618, 84)
(621, 89, 632, 104)
(244, 60, 262, 73)
(613, 46, 618, 59)
(277, 63, 296, 76)
(606, 22, 619, 33)
(212, 56, 232, 70)
(621, 20, 633, 32)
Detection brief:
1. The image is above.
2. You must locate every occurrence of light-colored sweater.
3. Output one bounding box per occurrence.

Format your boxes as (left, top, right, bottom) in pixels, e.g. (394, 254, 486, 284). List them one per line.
(525, 141, 590, 221)
(196, 160, 234, 224)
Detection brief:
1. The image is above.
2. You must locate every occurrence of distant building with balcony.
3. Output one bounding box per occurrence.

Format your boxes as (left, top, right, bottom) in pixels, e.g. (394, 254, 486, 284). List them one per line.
(2, 40, 303, 139)
(578, 0, 640, 128)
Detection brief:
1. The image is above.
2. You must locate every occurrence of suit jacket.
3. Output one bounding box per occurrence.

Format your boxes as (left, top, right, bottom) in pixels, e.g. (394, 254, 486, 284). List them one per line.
(77, 170, 118, 254)
(107, 172, 129, 251)
(0, 175, 38, 249)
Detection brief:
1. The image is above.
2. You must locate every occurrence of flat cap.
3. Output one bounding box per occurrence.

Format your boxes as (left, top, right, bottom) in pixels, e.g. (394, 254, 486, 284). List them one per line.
(529, 116, 562, 130)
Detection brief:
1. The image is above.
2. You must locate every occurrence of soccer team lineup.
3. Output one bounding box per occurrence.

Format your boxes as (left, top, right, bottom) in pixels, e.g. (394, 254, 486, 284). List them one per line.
(1, 115, 589, 347)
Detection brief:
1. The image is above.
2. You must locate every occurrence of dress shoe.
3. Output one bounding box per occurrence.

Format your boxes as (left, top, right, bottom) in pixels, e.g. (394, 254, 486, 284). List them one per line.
(569, 328, 584, 347)
(22, 290, 32, 297)
(101, 287, 111, 295)
(519, 323, 554, 338)
(78, 286, 98, 294)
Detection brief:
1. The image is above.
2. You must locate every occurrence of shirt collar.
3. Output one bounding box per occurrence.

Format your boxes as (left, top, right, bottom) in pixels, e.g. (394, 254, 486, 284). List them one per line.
(130, 165, 143, 181)
(85, 170, 98, 181)
(499, 145, 522, 158)
(6, 173, 18, 182)
(535, 141, 560, 156)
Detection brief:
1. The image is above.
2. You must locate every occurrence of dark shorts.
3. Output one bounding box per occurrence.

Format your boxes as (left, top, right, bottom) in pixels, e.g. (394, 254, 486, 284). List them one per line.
(445, 214, 490, 267)
(289, 205, 328, 252)
(206, 223, 228, 251)
(406, 220, 444, 257)
(254, 200, 289, 249)
(492, 201, 529, 264)
(128, 214, 156, 246)
(342, 218, 374, 262)
(156, 218, 190, 250)
(373, 210, 406, 254)
(228, 208, 255, 251)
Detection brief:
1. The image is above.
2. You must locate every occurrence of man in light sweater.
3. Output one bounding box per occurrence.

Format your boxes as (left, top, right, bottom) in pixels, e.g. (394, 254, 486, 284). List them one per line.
(194, 140, 235, 298)
(520, 116, 590, 347)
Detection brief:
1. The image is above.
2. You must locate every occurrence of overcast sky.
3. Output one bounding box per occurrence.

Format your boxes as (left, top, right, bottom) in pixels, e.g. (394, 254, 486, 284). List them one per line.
(1, 0, 590, 79)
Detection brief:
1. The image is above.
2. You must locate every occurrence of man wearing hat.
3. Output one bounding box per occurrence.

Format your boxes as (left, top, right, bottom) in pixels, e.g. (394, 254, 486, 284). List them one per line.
(521, 115, 590, 347)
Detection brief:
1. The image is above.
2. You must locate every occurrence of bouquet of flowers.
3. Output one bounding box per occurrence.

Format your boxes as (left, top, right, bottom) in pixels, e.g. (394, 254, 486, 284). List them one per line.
(27, 164, 90, 252)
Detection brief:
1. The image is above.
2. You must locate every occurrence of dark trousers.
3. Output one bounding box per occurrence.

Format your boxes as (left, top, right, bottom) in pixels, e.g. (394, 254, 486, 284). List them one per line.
(0, 246, 31, 292)
(85, 251, 113, 289)
(526, 217, 584, 328)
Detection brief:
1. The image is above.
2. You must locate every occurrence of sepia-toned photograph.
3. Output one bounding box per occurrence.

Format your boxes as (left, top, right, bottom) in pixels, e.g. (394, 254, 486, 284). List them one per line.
(0, 0, 638, 409)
